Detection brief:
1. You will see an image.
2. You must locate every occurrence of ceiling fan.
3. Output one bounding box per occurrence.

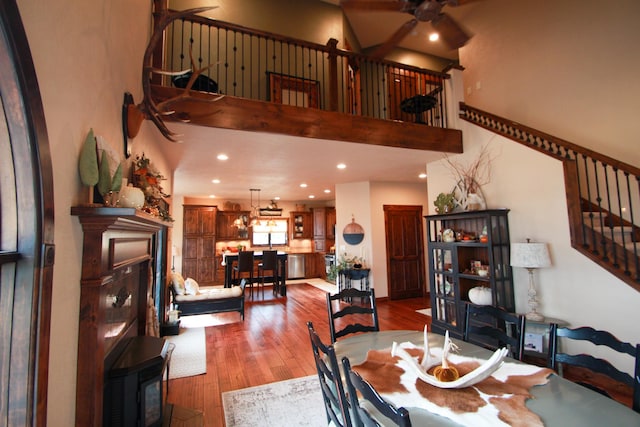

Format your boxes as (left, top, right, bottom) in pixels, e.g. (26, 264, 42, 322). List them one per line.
(340, 0, 475, 58)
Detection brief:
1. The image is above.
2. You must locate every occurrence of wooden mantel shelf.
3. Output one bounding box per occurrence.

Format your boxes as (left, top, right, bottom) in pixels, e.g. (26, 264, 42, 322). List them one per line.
(71, 206, 172, 228)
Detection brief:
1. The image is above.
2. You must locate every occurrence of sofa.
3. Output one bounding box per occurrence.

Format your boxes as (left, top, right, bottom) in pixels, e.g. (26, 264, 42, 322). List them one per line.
(169, 272, 246, 320)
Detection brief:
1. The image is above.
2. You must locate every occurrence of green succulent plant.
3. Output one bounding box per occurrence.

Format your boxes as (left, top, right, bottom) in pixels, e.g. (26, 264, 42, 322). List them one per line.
(434, 192, 456, 214)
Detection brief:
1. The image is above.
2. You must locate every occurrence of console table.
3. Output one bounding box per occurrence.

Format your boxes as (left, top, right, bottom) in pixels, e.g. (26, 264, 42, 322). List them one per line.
(338, 268, 370, 292)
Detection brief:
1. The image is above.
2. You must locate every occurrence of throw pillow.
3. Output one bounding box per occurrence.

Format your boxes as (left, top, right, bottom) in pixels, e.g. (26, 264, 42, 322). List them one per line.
(170, 272, 186, 295)
(184, 277, 200, 295)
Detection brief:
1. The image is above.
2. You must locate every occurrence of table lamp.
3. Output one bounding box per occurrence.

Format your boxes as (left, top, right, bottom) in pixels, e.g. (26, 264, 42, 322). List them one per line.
(510, 239, 551, 321)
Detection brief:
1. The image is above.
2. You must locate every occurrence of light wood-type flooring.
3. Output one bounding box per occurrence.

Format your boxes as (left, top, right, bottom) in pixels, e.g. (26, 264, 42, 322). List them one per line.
(164, 282, 431, 426)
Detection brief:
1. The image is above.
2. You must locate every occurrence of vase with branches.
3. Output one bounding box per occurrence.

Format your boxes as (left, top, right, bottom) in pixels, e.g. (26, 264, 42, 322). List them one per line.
(444, 144, 493, 211)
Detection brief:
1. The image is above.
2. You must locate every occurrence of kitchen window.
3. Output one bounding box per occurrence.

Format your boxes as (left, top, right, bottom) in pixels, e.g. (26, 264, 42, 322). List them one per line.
(252, 219, 288, 247)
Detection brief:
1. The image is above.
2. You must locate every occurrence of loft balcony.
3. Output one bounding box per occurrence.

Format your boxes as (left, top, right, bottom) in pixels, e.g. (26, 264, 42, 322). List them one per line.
(149, 12, 463, 153)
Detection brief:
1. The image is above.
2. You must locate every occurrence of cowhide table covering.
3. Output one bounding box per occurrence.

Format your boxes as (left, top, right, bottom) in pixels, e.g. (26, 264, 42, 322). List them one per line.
(353, 342, 555, 427)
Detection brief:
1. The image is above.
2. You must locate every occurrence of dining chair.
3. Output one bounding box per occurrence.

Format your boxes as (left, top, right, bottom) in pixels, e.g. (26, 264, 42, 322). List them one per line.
(327, 288, 380, 343)
(463, 303, 526, 361)
(257, 250, 278, 296)
(233, 250, 255, 296)
(342, 356, 412, 426)
(548, 324, 640, 413)
(306, 321, 352, 427)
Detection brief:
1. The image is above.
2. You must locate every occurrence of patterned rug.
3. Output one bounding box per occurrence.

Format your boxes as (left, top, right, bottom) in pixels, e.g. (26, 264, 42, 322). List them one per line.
(416, 308, 432, 316)
(222, 375, 326, 426)
(164, 327, 206, 379)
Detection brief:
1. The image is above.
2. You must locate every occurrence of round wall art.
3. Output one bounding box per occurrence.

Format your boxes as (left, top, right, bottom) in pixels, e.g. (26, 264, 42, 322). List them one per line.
(343, 215, 364, 245)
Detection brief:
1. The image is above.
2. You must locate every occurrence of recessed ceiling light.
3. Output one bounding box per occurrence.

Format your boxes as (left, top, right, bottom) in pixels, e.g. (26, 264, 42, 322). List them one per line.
(209, 194, 216, 198)
(217, 154, 228, 160)
(308, 195, 315, 199)
(212, 179, 220, 184)
(324, 189, 331, 193)
(419, 173, 427, 179)
(300, 183, 308, 188)
(337, 163, 346, 169)
(274, 196, 280, 200)
(429, 33, 439, 42)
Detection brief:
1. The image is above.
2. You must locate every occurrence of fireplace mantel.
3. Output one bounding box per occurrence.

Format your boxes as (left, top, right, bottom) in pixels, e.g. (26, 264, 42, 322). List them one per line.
(72, 206, 169, 427)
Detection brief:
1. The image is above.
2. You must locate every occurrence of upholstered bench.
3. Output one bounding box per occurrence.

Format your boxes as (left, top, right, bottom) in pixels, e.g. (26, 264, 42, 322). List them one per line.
(169, 273, 246, 320)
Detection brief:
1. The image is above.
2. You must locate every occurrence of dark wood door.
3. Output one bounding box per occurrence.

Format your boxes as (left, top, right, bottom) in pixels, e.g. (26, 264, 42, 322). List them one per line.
(182, 205, 217, 285)
(384, 205, 425, 299)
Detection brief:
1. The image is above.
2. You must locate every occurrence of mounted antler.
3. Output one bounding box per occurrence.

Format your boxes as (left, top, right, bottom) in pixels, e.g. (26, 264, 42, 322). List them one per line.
(135, 4, 223, 142)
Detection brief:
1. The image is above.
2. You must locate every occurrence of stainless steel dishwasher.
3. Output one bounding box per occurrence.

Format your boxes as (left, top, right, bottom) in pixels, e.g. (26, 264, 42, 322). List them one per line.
(287, 253, 305, 279)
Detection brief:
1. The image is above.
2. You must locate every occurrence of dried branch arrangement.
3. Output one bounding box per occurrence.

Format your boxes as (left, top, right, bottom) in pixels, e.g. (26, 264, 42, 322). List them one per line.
(443, 143, 493, 194)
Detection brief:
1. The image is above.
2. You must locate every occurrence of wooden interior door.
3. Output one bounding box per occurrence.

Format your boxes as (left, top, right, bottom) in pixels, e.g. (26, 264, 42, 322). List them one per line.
(387, 69, 418, 122)
(182, 205, 217, 285)
(384, 205, 425, 299)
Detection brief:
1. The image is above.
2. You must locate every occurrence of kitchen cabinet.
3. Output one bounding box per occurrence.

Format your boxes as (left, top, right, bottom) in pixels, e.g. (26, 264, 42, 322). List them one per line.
(312, 207, 336, 252)
(183, 205, 217, 285)
(290, 211, 313, 239)
(425, 209, 514, 339)
(304, 252, 326, 279)
(217, 210, 250, 240)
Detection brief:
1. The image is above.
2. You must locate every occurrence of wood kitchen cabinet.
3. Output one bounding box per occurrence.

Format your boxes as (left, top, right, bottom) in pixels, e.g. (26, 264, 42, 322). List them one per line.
(425, 209, 514, 339)
(313, 207, 336, 252)
(182, 205, 217, 285)
(290, 211, 313, 239)
(217, 210, 250, 240)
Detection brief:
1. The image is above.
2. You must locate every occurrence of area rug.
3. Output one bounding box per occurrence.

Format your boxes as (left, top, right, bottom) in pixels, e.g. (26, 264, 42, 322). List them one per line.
(416, 308, 432, 316)
(164, 327, 206, 379)
(303, 278, 338, 294)
(222, 375, 326, 426)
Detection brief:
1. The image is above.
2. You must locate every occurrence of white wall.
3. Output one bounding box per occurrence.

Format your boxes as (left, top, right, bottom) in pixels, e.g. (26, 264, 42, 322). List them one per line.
(458, 0, 640, 164)
(336, 181, 430, 298)
(16, 0, 174, 424)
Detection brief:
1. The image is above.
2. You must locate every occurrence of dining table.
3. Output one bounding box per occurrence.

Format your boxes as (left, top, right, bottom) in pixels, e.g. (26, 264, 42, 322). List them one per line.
(221, 251, 288, 296)
(332, 330, 640, 427)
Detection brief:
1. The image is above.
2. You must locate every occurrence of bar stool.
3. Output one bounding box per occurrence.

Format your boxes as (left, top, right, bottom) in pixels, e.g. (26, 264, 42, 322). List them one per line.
(258, 250, 278, 296)
(233, 251, 255, 296)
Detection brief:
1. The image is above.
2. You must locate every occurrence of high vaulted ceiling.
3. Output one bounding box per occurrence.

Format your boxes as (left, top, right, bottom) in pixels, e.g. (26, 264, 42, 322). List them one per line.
(166, 0, 481, 202)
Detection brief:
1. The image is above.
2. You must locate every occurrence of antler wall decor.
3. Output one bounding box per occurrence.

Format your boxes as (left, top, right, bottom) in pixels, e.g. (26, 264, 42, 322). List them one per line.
(129, 2, 224, 142)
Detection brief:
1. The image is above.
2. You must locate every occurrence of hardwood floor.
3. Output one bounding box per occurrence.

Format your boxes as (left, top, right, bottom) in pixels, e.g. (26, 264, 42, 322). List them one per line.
(165, 282, 431, 426)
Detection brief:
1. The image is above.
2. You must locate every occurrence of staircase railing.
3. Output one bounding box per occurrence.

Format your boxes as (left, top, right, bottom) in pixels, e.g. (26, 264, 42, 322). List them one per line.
(459, 102, 640, 292)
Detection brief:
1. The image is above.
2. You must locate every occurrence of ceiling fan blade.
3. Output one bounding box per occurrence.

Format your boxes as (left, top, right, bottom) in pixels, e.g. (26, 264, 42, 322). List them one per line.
(370, 18, 418, 59)
(340, 0, 415, 13)
(432, 12, 470, 50)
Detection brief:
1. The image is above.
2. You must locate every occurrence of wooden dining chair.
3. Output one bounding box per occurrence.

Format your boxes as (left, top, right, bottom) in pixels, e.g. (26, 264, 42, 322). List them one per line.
(463, 303, 526, 361)
(548, 324, 640, 413)
(327, 288, 380, 343)
(257, 250, 278, 296)
(233, 251, 255, 296)
(306, 321, 352, 427)
(342, 356, 412, 426)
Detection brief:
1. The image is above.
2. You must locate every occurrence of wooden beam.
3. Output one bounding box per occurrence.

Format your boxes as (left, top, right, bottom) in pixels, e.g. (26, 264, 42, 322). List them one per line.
(152, 85, 463, 153)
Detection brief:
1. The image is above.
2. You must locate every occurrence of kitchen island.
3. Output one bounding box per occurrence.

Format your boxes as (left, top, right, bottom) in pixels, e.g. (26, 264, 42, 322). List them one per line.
(222, 251, 288, 296)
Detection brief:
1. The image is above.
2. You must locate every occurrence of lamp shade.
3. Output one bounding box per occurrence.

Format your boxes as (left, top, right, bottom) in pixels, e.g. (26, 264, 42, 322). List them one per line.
(510, 242, 551, 269)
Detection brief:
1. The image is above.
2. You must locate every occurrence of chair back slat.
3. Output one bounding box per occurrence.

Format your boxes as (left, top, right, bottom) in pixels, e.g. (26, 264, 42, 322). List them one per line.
(342, 357, 412, 427)
(463, 304, 526, 361)
(307, 322, 351, 427)
(548, 324, 640, 412)
(327, 288, 380, 343)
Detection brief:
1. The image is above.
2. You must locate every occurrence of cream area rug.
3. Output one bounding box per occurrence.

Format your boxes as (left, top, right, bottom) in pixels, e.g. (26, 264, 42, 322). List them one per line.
(416, 308, 432, 316)
(164, 327, 206, 379)
(222, 375, 326, 426)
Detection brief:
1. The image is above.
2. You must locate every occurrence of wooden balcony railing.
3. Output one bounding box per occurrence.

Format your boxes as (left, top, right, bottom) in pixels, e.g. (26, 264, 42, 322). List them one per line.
(157, 12, 450, 128)
(459, 103, 640, 292)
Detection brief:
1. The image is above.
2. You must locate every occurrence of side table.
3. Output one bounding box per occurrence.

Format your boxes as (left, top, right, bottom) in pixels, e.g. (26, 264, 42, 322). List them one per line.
(522, 316, 566, 366)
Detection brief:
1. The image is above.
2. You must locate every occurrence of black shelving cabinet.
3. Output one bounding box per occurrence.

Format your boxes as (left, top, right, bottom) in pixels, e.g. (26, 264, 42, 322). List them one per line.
(425, 209, 514, 338)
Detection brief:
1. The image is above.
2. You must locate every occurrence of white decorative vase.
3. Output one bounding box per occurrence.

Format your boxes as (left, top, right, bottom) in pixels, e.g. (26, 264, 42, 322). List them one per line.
(119, 184, 145, 209)
(468, 286, 492, 305)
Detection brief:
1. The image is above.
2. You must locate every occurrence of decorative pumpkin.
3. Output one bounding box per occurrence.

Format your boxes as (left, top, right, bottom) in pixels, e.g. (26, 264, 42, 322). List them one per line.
(433, 364, 460, 382)
(469, 286, 492, 305)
